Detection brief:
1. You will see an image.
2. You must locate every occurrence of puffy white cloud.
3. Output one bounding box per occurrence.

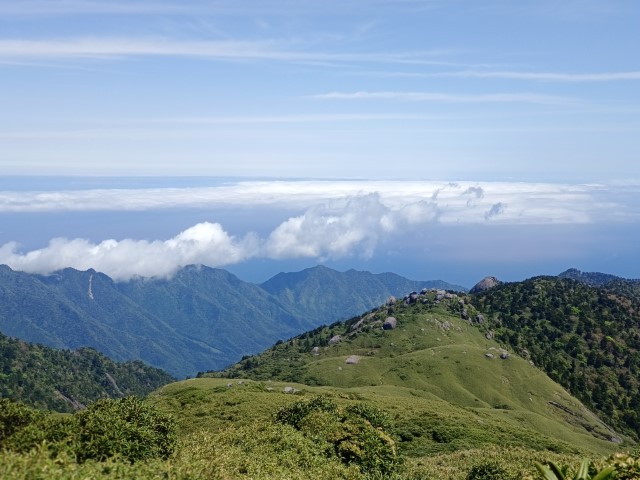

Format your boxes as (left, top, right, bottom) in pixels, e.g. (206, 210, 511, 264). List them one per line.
(265, 194, 393, 260)
(0, 222, 256, 281)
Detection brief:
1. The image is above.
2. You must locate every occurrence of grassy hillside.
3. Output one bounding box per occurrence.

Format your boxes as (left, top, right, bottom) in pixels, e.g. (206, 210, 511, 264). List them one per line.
(470, 276, 640, 439)
(204, 290, 623, 455)
(0, 331, 174, 412)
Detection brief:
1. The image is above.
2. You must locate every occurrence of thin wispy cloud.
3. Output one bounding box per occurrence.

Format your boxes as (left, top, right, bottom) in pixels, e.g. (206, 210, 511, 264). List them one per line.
(0, 38, 458, 67)
(0, 0, 451, 17)
(0, 38, 281, 60)
(312, 91, 581, 106)
(378, 70, 640, 83)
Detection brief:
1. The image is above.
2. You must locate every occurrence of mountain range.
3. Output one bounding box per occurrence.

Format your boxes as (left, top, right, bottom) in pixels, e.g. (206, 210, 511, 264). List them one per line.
(0, 264, 462, 378)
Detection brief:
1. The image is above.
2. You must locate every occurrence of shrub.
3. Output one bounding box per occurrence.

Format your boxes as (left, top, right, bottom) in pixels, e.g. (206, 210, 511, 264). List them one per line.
(1, 397, 176, 464)
(275, 395, 400, 476)
(75, 396, 176, 463)
(4, 414, 77, 457)
(0, 399, 45, 443)
(467, 461, 515, 480)
(596, 452, 640, 480)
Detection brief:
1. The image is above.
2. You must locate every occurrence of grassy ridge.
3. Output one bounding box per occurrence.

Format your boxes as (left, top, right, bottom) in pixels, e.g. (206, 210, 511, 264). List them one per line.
(204, 291, 622, 455)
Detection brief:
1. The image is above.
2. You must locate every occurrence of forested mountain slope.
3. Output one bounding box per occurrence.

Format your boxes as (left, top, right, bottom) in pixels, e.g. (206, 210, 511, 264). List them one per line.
(469, 276, 640, 439)
(0, 331, 174, 412)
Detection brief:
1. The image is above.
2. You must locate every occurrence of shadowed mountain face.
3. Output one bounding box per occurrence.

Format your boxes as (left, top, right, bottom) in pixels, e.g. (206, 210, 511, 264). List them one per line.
(0, 264, 459, 378)
(261, 265, 466, 324)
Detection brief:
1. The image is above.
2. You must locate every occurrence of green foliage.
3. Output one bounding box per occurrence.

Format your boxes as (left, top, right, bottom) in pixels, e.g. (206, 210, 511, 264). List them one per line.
(74, 397, 177, 462)
(470, 276, 640, 439)
(0, 398, 45, 442)
(589, 452, 640, 480)
(0, 397, 176, 464)
(466, 461, 516, 480)
(0, 331, 174, 413)
(533, 459, 615, 480)
(275, 394, 401, 476)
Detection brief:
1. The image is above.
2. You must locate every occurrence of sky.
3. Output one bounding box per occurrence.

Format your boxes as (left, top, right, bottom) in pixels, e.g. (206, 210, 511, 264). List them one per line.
(0, 0, 639, 288)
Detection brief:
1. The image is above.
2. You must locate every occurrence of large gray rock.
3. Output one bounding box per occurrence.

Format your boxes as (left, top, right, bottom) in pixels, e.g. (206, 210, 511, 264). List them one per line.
(470, 276, 502, 294)
(349, 319, 365, 332)
(383, 317, 397, 330)
(328, 335, 342, 345)
(345, 355, 361, 364)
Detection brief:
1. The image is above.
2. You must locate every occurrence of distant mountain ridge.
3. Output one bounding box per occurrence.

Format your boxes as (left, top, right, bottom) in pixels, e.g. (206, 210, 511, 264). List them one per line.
(558, 268, 640, 287)
(0, 264, 460, 378)
(261, 265, 466, 323)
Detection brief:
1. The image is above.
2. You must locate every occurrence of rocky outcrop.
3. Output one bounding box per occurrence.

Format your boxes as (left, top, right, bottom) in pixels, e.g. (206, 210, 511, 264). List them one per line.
(470, 276, 502, 294)
(383, 317, 397, 330)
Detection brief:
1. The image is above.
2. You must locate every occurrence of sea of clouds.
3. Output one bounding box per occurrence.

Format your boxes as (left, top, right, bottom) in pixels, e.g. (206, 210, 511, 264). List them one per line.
(0, 180, 637, 281)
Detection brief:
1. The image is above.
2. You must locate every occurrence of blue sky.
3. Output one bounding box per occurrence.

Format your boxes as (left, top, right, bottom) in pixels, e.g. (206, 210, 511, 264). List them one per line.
(0, 1, 639, 287)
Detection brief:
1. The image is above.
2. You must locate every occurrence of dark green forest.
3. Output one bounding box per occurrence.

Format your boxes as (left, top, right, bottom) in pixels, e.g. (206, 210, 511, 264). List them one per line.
(0, 332, 174, 412)
(470, 277, 640, 439)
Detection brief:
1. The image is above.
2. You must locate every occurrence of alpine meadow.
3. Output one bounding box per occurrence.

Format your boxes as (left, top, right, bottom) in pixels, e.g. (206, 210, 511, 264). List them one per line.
(2, 1, 640, 479)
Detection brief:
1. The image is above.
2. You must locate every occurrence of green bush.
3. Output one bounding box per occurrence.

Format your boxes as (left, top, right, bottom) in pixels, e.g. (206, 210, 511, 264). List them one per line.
(75, 396, 176, 463)
(596, 452, 640, 480)
(0, 399, 46, 443)
(466, 461, 515, 480)
(1, 397, 176, 464)
(275, 395, 400, 476)
(4, 414, 77, 457)
(533, 459, 615, 480)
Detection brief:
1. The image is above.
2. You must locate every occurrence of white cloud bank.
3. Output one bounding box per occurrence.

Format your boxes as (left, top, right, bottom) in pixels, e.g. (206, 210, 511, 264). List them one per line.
(0, 222, 258, 280)
(0, 180, 637, 280)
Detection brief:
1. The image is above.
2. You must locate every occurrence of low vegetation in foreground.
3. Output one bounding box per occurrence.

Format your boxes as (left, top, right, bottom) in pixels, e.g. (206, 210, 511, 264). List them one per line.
(1, 380, 639, 479)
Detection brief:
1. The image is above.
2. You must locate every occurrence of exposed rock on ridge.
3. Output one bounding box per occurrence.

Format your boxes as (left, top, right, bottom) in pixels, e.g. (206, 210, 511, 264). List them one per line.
(470, 276, 502, 294)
